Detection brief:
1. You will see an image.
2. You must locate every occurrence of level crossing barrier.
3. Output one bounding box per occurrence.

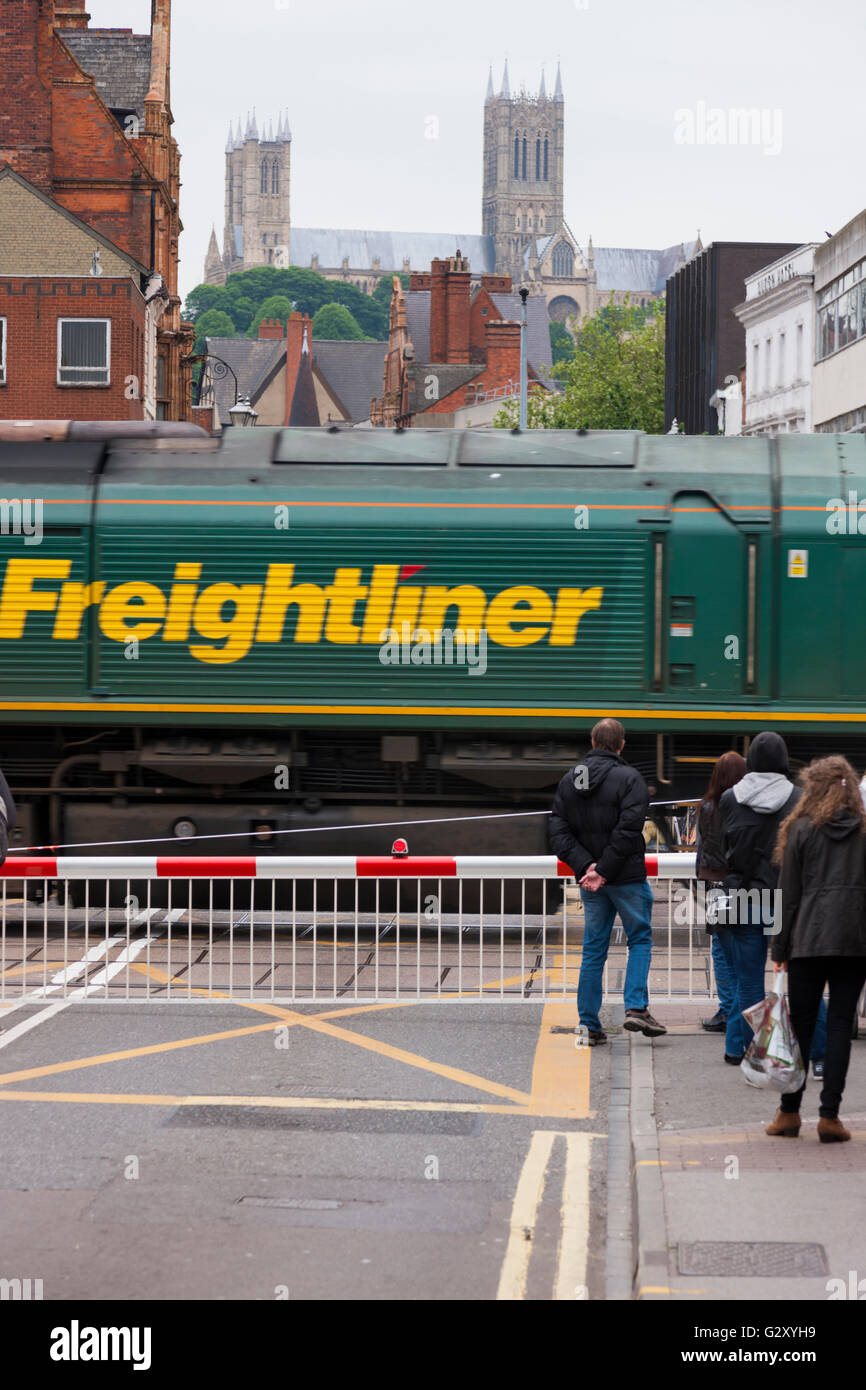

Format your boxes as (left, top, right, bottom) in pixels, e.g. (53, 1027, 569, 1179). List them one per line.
(0, 850, 862, 1020)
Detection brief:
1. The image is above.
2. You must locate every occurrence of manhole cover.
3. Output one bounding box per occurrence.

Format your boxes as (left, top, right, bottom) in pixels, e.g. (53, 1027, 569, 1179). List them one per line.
(237, 1197, 344, 1211)
(678, 1242, 828, 1278)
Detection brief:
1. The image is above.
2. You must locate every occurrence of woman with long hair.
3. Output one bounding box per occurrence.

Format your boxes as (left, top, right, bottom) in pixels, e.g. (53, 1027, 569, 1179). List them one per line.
(767, 756, 866, 1142)
(696, 751, 746, 1032)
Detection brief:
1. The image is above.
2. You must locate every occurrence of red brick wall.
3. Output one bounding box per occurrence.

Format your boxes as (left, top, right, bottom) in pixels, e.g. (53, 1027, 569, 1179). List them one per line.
(0, 277, 145, 419)
(419, 319, 522, 417)
(0, 0, 55, 191)
(469, 285, 505, 364)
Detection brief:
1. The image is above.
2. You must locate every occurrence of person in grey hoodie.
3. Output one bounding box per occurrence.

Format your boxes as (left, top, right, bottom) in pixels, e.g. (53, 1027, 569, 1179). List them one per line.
(717, 732, 802, 1063)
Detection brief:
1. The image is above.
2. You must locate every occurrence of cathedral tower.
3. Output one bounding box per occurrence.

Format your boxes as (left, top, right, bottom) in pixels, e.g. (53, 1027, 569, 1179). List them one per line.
(482, 63, 565, 283)
(205, 111, 292, 283)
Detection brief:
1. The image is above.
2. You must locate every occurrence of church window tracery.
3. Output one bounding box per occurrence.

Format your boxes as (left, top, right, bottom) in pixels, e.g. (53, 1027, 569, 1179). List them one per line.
(552, 241, 574, 277)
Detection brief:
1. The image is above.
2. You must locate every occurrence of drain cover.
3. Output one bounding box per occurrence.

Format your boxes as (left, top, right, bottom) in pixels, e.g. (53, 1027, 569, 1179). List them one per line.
(678, 1242, 828, 1278)
(238, 1197, 344, 1211)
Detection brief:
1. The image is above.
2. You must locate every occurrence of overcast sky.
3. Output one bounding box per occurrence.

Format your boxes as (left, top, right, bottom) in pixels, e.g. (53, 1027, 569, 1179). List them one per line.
(88, 0, 865, 307)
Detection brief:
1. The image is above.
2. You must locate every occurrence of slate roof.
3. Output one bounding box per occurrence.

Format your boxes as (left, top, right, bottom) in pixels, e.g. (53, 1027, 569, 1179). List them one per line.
(204, 335, 389, 426)
(291, 229, 497, 275)
(58, 29, 153, 122)
(489, 292, 555, 383)
(405, 364, 483, 417)
(593, 241, 700, 294)
(204, 336, 285, 426)
(311, 341, 389, 423)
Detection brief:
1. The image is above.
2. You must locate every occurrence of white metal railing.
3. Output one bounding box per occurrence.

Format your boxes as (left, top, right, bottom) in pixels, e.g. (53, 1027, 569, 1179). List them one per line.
(0, 850, 729, 1005)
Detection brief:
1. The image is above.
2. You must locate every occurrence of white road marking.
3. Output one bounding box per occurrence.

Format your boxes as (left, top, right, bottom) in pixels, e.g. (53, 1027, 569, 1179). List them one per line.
(69, 933, 163, 998)
(35, 935, 125, 994)
(0, 1000, 71, 1050)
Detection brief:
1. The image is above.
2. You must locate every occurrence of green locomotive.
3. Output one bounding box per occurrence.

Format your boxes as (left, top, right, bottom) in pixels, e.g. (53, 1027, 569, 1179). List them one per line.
(0, 424, 863, 860)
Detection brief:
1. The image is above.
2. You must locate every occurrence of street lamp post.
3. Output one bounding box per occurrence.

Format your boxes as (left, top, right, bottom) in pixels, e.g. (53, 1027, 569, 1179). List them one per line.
(191, 354, 258, 427)
(518, 287, 529, 431)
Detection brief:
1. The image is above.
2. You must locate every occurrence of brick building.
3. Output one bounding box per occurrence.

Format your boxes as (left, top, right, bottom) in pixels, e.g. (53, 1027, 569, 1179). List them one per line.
(371, 254, 552, 428)
(0, 0, 194, 421)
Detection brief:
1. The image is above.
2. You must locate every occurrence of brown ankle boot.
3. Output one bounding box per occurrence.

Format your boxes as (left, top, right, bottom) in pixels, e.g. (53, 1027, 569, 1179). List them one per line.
(817, 1116, 851, 1143)
(766, 1109, 801, 1137)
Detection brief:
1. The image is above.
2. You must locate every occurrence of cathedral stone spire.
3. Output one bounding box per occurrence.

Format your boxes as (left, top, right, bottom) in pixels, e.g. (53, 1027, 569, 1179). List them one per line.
(485, 66, 495, 104)
(225, 122, 234, 153)
(234, 119, 243, 149)
(500, 60, 510, 98)
(539, 69, 547, 99)
(246, 108, 258, 140)
(554, 62, 563, 101)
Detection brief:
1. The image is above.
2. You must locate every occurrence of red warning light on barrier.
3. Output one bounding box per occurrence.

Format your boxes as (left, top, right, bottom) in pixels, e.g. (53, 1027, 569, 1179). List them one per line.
(391, 838, 409, 858)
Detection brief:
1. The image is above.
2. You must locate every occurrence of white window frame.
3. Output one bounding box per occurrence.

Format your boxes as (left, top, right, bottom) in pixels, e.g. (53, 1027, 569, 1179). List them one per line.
(0, 317, 6, 385)
(57, 318, 111, 387)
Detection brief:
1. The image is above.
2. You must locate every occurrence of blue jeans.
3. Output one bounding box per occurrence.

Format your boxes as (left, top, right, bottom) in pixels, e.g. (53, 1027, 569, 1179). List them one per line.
(577, 880, 654, 1032)
(716, 924, 829, 1061)
(710, 931, 736, 1019)
(716, 917, 769, 1058)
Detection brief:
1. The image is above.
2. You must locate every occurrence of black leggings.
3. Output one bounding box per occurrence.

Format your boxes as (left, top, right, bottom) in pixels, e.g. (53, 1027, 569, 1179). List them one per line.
(781, 957, 866, 1117)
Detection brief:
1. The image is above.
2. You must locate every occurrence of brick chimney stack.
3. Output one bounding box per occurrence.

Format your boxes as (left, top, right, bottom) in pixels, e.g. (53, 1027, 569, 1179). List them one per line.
(54, 2, 91, 28)
(429, 252, 471, 364)
(258, 318, 285, 340)
(284, 311, 314, 425)
(484, 319, 521, 390)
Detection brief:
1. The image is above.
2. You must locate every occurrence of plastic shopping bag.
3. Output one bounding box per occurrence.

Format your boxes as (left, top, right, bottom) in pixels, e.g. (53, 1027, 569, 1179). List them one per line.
(740, 975, 806, 1094)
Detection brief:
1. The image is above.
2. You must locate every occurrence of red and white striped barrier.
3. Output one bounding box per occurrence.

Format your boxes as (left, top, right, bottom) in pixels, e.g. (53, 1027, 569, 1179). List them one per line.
(0, 852, 697, 881)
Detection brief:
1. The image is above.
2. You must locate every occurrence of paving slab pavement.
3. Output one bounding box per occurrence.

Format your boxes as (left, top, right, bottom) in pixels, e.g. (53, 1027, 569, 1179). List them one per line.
(631, 1003, 866, 1302)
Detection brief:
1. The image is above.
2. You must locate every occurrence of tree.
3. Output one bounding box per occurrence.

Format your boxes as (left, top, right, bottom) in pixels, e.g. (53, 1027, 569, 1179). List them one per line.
(184, 265, 393, 342)
(371, 272, 411, 311)
(494, 296, 666, 433)
(312, 303, 368, 340)
(248, 295, 297, 337)
(193, 309, 237, 348)
(549, 320, 574, 367)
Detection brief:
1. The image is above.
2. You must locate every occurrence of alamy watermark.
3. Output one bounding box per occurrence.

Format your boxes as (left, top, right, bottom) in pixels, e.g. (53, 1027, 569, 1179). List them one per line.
(379, 624, 488, 677)
(674, 102, 783, 157)
(0, 498, 43, 546)
(674, 882, 781, 934)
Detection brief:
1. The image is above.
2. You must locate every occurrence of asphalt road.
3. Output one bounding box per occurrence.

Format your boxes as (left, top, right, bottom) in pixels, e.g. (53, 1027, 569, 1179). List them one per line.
(0, 999, 611, 1301)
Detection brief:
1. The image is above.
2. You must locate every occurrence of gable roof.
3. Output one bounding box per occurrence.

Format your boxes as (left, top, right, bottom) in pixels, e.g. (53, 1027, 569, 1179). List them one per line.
(311, 341, 389, 423)
(0, 164, 148, 277)
(204, 335, 286, 425)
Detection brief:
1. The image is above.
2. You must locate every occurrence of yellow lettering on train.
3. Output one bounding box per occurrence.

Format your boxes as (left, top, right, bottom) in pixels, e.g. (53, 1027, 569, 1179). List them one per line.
(0, 558, 605, 665)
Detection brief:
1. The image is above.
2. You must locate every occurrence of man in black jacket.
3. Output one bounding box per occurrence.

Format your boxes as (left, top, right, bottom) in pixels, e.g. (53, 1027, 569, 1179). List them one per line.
(549, 719, 666, 1044)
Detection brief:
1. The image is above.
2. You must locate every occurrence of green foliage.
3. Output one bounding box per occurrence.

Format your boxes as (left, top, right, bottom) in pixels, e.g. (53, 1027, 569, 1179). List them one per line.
(495, 295, 666, 433)
(193, 309, 237, 352)
(312, 303, 368, 341)
(371, 273, 411, 309)
(184, 266, 392, 342)
(548, 320, 574, 367)
(248, 296, 297, 338)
